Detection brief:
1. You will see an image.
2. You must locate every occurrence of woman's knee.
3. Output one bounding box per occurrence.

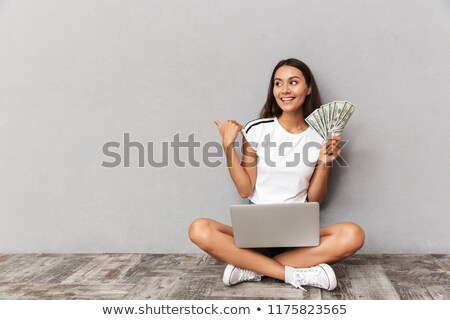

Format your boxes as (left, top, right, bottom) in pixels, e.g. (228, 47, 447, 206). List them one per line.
(188, 218, 214, 250)
(337, 222, 365, 258)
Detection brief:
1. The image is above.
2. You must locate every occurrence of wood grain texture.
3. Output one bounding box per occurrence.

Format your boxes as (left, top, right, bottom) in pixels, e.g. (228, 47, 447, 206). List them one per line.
(0, 254, 448, 300)
(61, 254, 142, 284)
(0, 283, 133, 300)
(345, 265, 400, 300)
(426, 285, 450, 300)
(431, 254, 450, 272)
(123, 277, 179, 299)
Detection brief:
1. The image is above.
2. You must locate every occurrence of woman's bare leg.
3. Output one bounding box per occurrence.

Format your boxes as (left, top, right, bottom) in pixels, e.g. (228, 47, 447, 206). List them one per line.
(188, 219, 365, 281)
(189, 218, 285, 280)
(272, 222, 365, 268)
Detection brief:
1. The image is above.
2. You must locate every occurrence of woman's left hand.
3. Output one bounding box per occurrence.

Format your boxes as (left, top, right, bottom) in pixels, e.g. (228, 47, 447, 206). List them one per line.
(317, 136, 342, 167)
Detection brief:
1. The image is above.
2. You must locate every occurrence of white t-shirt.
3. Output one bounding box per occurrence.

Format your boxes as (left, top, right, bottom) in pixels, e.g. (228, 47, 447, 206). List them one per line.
(241, 117, 325, 204)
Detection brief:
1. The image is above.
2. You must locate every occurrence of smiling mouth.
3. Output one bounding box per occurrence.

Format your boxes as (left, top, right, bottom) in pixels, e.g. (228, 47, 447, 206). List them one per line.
(280, 97, 295, 102)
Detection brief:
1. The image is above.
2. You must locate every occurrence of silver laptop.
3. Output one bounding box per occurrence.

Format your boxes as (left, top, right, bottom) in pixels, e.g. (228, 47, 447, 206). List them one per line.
(230, 202, 320, 248)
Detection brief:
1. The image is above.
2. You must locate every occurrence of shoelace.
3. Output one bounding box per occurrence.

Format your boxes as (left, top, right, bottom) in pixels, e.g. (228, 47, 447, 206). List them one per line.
(238, 268, 261, 281)
(290, 268, 322, 292)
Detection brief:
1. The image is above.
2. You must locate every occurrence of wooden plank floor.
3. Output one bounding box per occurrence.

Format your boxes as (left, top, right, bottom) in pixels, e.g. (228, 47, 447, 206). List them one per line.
(0, 254, 448, 300)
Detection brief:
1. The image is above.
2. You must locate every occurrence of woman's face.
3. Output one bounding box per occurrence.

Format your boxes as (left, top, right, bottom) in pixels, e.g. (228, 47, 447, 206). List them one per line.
(273, 65, 311, 113)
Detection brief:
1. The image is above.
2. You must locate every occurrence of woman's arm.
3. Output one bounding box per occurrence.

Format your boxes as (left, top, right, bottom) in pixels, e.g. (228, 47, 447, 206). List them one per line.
(307, 136, 341, 203)
(214, 120, 257, 198)
(223, 136, 257, 198)
(306, 163, 331, 203)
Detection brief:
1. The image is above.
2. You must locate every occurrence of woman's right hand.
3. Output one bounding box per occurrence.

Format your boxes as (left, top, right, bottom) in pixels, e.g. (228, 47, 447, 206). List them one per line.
(213, 119, 243, 148)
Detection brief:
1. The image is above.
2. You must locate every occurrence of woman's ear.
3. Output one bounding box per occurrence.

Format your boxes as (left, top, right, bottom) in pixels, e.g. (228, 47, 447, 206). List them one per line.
(307, 88, 312, 95)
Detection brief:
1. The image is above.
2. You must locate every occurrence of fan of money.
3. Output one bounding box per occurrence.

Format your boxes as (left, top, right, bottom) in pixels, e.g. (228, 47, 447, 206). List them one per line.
(305, 101, 355, 141)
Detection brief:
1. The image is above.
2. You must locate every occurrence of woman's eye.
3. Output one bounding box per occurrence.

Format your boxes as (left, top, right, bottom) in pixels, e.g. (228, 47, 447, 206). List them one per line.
(275, 82, 283, 87)
(291, 81, 298, 85)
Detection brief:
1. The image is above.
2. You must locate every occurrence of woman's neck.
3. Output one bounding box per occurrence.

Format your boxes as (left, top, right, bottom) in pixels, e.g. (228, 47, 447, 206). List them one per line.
(277, 111, 308, 134)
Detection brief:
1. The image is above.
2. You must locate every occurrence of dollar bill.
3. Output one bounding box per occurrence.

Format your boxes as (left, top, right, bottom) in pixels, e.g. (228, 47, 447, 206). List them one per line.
(322, 103, 331, 139)
(333, 101, 346, 125)
(305, 101, 355, 139)
(335, 102, 355, 129)
(312, 112, 327, 140)
(305, 114, 326, 141)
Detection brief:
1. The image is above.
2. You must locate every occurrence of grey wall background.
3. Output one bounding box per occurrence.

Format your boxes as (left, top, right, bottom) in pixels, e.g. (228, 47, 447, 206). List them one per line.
(1, 0, 449, 253)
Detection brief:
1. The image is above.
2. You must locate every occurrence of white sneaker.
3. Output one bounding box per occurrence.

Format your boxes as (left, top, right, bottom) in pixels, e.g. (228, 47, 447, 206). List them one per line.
(288, 264, 337, 291)
(222, 264, 262, 286)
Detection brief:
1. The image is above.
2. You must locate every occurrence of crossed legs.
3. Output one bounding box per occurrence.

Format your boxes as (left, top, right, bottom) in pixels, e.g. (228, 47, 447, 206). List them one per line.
(188, 218, 365, 281)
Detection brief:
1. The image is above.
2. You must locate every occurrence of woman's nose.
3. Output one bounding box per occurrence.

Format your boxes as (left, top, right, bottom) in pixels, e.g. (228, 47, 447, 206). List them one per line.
(282, 84, 291, 93)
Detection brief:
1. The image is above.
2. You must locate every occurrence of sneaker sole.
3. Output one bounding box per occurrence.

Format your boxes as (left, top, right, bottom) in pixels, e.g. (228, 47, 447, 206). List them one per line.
(318, 264, 337, 291)
(222, 264, 236, 286)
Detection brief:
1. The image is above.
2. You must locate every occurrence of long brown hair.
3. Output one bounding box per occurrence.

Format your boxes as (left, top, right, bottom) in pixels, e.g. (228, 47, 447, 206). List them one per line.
(260, 58, 322, 119)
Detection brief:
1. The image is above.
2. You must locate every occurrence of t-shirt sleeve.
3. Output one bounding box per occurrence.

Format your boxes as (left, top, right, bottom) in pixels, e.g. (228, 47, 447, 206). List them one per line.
(241, 122, 260, 152)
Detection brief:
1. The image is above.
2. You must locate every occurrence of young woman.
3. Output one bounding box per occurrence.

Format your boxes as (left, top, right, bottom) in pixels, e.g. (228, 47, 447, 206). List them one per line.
(188, 58, 365, 291)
